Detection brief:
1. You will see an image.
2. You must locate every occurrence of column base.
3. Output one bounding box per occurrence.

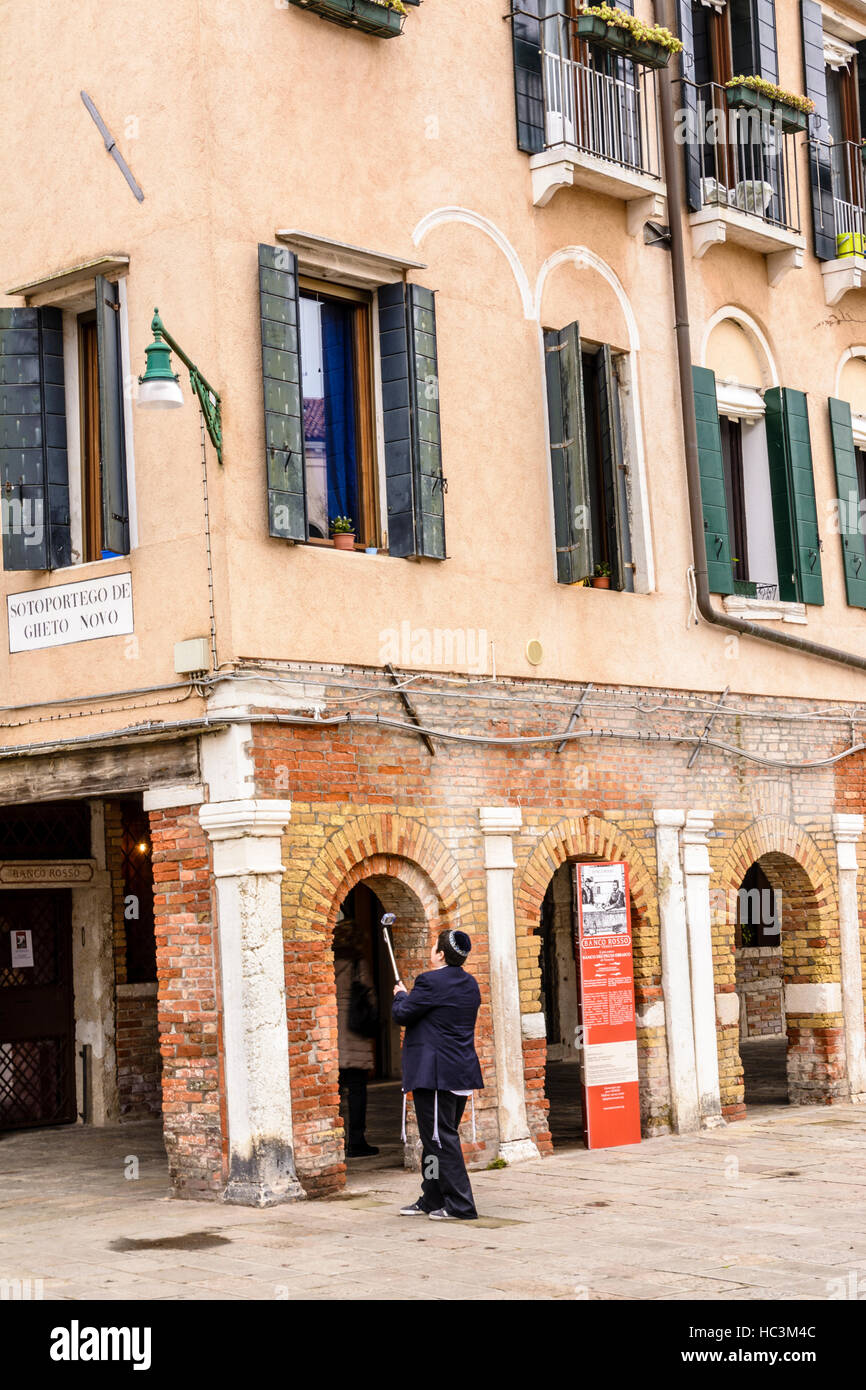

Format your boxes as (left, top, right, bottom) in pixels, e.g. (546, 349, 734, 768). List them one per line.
(498, 1137, 541, 1164)
(700, 1113, 726, 1131)
(222, 1147, 306, 1207)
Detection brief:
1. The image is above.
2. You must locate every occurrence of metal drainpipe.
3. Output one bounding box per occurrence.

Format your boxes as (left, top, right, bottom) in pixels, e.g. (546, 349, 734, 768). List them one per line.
(654, 0, 866, 677)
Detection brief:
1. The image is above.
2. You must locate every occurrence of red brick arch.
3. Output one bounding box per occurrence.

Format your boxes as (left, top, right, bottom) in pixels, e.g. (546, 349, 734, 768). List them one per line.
(284, 814, 471, 1196)
(717, 817, 844, 1109)
(514, 815, 667, 1143)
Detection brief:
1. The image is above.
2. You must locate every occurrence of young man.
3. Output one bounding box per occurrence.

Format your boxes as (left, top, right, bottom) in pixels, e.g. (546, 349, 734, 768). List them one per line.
(392, 928, 483, 1220)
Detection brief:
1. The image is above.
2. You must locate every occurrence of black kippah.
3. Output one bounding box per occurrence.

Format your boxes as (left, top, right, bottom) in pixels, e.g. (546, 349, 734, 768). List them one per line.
(449, 929, 471, 958)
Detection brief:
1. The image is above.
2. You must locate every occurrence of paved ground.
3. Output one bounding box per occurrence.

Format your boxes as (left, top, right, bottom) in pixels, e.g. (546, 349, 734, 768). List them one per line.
(3, 1093, 866, 1301)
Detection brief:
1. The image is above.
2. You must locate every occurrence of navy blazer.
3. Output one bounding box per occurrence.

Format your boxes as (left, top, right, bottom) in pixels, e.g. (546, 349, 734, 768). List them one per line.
(392, 964, 484, 1093)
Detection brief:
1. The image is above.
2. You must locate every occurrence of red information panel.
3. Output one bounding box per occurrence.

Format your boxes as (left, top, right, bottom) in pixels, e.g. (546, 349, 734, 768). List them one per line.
(575, 861, 641, 1150)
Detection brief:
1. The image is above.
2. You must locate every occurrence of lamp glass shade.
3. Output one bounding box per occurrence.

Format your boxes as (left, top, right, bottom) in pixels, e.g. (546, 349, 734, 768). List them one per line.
(137, 376, 184, 409)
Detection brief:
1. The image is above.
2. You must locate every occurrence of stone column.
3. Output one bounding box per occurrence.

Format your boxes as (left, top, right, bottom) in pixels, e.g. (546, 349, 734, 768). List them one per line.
(479, 806, 540, 1163)
(198, 798, 305, 1206)
(832, 813, 866, 1103)
(653, 809, 700, 1133)
(682, 810, 724, 1128)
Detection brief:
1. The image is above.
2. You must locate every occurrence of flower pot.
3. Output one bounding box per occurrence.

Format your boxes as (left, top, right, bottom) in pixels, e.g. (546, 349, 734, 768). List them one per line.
(725, 83, 808, 134)
(332, 533, 356, 550)
(591, 575, 610, 589)
(364, 546, 378, 555)
(288, 0, 404, 39)
(574, 14, 673, 67)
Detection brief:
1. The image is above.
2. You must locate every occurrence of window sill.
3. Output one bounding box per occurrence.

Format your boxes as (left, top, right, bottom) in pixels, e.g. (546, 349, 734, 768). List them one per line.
(306, 537, 385, 554)
(689, 207, 804, 286)
(529, 146, 666, 230)
(821, 254, 866, 306)
(722, 594, 807, 624)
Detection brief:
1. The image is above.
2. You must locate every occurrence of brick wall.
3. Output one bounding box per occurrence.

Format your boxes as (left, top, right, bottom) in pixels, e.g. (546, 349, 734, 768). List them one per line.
(736, 947, 784, 1038)
(116, 982, 162, 1116)
(148, 804, 225, 1198)
(244, 670, 859, 1192)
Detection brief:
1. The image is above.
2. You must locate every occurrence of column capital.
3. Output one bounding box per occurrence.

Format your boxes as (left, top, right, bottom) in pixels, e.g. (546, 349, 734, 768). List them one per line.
(653, 808, 685, 828)
(683, 809, 714, 842)
(832, 813, 864, 844)
(199, 799, 292, 878)
(479, 806, 523, 835)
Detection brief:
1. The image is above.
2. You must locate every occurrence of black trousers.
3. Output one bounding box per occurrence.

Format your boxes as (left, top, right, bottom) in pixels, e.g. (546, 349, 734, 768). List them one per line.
(413, 1088, 477, 1219)
(339, 1068, 368, 1148)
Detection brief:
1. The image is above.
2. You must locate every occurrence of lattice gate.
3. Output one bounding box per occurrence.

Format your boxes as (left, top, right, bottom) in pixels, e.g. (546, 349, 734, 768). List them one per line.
(0, 890, 75, 1130)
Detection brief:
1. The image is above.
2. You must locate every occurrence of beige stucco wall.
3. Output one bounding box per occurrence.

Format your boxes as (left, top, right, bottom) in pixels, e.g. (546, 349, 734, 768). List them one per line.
(4, 0, 866, 750)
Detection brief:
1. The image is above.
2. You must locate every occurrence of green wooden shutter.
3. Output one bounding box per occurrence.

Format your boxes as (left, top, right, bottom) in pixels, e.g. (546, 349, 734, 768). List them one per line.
(692, 366, 734, 595)
(595, 345, 629, 591)
(95, 277, 129, 556)
(0, 306, 74, 571)
(259, 243, 307, 542)
(828, 397, 866, 608)
(765, 387, 824, 605)
(378, 282, 446, 560)
(544, 323, 592, 585)
(513, 0, 544, 154)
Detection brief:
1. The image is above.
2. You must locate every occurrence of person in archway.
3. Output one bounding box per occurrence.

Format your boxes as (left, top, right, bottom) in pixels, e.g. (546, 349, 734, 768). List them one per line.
(334, 920, 380, 1158)
(392, 929, 483, 1220)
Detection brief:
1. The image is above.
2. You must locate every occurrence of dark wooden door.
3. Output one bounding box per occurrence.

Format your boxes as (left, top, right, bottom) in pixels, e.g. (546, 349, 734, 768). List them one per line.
(0, 891, 75, 1130)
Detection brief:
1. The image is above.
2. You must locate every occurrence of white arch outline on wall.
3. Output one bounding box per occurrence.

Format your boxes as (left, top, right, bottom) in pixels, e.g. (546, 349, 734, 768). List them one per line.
(410, 209, 655, 593)
(699, 306, 779, 389)
(412, 206, 534, 320)
(533, 246, 640, 353)
(834, 346, 866, 400)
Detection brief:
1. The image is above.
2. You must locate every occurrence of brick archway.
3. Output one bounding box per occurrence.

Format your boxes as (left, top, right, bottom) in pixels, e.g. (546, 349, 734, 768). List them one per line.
(717, 819, 844, 1110)
(514, 815, 668, 1145)
(284, 815, 470, 1196)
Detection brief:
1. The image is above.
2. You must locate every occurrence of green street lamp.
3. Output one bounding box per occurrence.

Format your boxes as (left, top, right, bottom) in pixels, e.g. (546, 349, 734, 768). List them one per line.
(137, 309, 223, 464)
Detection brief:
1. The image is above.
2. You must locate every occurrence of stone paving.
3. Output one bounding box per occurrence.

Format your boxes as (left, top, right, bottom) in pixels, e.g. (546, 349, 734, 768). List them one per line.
(2, 1100, 866, 1301)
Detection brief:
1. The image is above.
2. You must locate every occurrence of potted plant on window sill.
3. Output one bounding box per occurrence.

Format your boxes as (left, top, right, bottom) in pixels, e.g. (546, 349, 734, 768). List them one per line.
(724, 76, 814, 134)
(573, 5, 682, 69)
(330, 516, 356, 549)
(591, 562, 611, 589)
(288, 0, 406, 39)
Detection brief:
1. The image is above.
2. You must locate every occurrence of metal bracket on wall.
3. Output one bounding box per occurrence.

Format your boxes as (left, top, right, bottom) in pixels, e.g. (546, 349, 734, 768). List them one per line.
(556, 682, 593, 754)
(644, 221, 671, 248)
(80, 92, 145, 203)
(687, 685, 729, 769)
(384, 663, 436, 756)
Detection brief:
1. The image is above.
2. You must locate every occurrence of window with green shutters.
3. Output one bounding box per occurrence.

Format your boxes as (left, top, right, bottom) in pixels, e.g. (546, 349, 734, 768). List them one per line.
(258, 242, 447, 561)
(0, 283, 130, 573)
(694, 370, 824, 605)
(543, 322, 633, 589)
(828, 396, 866, 609)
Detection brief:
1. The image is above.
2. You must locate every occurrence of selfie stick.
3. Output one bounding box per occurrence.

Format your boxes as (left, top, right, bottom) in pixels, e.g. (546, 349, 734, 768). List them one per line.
(381, 912, 402, 986)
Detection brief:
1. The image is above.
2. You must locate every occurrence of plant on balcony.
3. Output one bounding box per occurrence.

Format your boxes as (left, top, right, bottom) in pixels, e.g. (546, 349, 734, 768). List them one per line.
(591, 560, 611, 589)
(288, 0, 407, 39)
(574, 5, 683, 69)
(724, 75, 814, 134)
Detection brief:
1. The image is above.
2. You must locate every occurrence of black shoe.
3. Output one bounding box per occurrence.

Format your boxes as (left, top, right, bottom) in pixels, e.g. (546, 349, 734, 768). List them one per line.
(399, 1199, 431, 1216)
(347, 1142, 380, 1158)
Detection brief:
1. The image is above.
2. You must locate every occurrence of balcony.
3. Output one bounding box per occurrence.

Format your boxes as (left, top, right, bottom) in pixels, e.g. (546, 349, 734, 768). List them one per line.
(530, 35, 666, 230)
(819, 140, 866, 305)
(685, 82, 805, 286)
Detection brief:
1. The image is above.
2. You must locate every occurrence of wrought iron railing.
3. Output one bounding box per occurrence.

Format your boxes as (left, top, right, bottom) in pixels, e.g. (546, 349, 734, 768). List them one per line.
(539, 15, 663, 180)
(733, 579, 778, 600)
(827, 139, 866, 248)
(684, 81, 802, 235)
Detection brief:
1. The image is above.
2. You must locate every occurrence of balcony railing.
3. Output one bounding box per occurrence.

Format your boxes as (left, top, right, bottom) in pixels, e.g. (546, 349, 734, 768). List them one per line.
(540, 21, 663, 182)
(685, 81, 802, 236)
(828, 139, 866, 247)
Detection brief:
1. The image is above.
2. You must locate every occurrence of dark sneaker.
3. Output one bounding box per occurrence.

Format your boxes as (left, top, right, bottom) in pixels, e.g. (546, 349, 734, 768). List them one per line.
(347, 1143, 380, 1157)
(399, 1200, 430, 1217)
(427, 1208, 459, 1221)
